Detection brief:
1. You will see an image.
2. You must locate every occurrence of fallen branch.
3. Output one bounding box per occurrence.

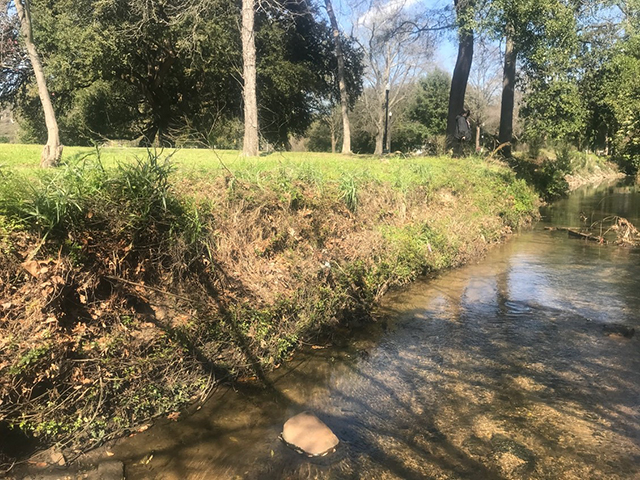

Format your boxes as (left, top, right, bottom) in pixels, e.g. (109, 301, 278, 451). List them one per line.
(567, 228, 606, 243)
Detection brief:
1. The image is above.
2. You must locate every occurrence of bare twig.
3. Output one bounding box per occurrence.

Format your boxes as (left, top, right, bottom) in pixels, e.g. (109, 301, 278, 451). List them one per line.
(104, 275, 196, 304)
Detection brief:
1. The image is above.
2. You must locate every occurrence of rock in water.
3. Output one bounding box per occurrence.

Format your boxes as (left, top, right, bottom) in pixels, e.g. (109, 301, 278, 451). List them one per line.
(602, 324, 635, 338)
(281, 412, 339, 457)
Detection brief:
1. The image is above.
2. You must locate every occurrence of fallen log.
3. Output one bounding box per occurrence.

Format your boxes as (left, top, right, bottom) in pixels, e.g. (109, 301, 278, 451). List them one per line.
(566, 228, 606, 244)
(544, 226, 607, 243)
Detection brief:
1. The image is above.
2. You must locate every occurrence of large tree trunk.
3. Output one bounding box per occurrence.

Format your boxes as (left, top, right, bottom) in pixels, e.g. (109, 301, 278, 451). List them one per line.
(374, 133, 384, 155)
(374, 112, 384, 155)
(241, 0, 259, 156)
(15, 0, 62, 168)
(329, 119, 337, 153)
(446, 0, 474, 150)
(324, 0, 351, 154)
(498, 27, 516, 157)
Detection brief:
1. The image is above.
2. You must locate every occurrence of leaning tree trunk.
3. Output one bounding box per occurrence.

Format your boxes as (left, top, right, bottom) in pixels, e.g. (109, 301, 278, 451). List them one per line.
(498, 27, 516, 157)
(241, 0, 259, 156)
(446, 0, 474, 150)
(14, 0, 62, 168)
(325, 0, 351, 154)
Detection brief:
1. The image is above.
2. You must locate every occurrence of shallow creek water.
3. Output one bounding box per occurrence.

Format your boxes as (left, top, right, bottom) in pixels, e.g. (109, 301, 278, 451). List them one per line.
(105, 180, 640, 479)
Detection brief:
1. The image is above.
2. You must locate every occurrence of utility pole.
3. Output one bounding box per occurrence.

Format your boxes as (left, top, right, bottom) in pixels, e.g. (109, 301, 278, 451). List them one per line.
(382, 84, 390, 154)
(387, 111, 393, 152)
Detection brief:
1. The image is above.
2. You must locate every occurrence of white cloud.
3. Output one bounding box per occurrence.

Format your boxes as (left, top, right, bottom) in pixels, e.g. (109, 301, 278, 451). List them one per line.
(357, 0, 420, 29)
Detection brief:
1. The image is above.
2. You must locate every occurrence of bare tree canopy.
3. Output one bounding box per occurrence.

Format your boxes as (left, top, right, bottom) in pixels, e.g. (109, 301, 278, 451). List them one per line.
(351, 0, 438, 154)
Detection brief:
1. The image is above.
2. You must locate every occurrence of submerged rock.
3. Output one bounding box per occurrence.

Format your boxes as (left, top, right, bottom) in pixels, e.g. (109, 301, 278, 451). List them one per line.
(281, 412, 339, 457)
(28, 447, 66, 467)
(96, 460, 124, 480)
(602, 324, 635, 338)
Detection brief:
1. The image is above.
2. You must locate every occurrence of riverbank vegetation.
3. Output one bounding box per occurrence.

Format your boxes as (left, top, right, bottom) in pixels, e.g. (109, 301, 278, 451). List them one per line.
(507, 146, 622, 201)
(0, 148, 538, 466)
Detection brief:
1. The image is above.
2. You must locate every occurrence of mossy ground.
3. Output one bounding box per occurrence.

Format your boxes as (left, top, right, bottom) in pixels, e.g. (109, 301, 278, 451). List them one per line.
(0, 146, 541, 468)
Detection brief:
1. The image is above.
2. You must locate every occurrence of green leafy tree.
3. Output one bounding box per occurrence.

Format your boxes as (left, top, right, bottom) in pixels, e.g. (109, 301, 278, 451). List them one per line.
(382, 69, 450, 152)
(581, 1, 640, 170)
(520, 77, 585, 144)
(586, 34, 640, 172)
(409, 69, 451, 138)
(255, 0, 361, 148)
(485, 0, 583, 154)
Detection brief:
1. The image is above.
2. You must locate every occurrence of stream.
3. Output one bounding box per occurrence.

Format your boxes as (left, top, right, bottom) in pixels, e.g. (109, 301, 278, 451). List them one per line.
(90, 180, 640, 479)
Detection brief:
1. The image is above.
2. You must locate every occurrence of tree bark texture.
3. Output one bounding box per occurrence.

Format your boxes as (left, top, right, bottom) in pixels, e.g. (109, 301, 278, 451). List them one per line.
(242, 0, 259, 156)
(498, 28, 516, 157)
(374, 110, 384, 155)
(15, 0, 62, 168)
(324, 0, 351, 154)
(446, 0, 474, 150)
(330, 128, 337, 154)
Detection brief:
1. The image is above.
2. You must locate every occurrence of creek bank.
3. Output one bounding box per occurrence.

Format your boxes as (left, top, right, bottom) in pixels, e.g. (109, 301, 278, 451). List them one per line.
(0, 154, 538, 473)
(564, 162, 625, 191)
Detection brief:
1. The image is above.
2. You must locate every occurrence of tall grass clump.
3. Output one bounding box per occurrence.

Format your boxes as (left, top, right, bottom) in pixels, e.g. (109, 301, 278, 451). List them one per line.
(339, 173, 359, 212)
(0, 150, 201, 246)
(0, 158, 103, 235)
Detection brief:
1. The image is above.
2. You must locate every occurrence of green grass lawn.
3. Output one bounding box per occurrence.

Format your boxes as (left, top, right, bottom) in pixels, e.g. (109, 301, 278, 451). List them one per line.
(0, 142, 505, 198)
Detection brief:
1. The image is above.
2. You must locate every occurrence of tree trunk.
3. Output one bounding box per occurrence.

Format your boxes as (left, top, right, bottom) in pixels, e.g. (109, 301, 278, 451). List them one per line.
(242, 0, 259, 156)
(446, 0, 474, 150)
(475, 124, 480, 152)
(15, 0, 62, 168)
(331, 129, 337, 154)
(374, 113, 384, 155)
(141, 124, 159, 147)
(374, 133, 384, 155)
(324, 0, 351, 154)
(498, 27, 516, 157)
